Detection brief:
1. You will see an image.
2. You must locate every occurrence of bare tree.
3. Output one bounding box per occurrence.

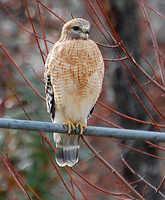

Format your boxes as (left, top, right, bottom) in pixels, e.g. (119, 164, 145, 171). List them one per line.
(0, 1, 165, 199)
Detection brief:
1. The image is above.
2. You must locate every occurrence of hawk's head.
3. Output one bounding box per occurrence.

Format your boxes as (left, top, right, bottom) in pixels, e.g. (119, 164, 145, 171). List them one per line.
(61, 18, 90, 40)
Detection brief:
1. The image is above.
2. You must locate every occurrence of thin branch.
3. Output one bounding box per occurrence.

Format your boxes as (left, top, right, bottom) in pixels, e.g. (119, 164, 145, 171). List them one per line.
(71, 167, 129, 199)
(156, 177, 165, 194)
(97, 101, 165, 128)
(42, 139, 76, 199)
(0, 152, 33, 200)
(65, 168, 88, 200)
(37, 0, 66, 23)
(112, 138, 165, 160)
(0, 2, 53, 44)
(121, 66, 162, 132)
(103, 56, 128, 62)
(141, 0, 165, 19)
(139, 0, 165, 85)
(25, 0, 45, 64)
(0, 44, 45, 101)
(81, 136, 144, 200)
(36, 1, 49, 55)
(94, 0, 165, 94)
(121, 153, 165, 198)
(0, 118, 165, 142)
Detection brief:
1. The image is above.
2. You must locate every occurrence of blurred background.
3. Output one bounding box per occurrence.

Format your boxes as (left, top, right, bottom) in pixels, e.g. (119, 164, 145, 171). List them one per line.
(0, 0, 165, 199)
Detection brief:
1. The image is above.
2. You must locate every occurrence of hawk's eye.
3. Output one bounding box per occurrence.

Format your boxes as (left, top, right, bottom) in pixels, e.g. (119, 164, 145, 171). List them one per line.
(73, 26, 80, 31)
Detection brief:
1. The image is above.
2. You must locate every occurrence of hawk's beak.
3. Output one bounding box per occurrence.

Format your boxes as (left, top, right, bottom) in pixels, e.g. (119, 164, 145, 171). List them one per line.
(84, 26, 90, 34)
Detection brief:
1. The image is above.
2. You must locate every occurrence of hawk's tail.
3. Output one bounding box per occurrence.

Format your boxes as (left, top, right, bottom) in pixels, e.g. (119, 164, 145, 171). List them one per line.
(54, 133, 79, 167)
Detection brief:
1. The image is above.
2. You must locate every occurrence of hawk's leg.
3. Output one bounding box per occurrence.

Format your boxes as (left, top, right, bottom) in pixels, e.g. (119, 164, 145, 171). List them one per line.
(76, 121, 87, 135)
(63, 118, 76, 134)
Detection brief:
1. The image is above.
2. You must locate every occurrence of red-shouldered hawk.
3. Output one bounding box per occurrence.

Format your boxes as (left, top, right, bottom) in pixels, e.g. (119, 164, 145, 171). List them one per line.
(44, 18, 104, 167)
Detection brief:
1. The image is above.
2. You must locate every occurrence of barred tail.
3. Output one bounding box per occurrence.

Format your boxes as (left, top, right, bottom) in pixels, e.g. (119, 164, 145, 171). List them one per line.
(54, 133, 79, 167)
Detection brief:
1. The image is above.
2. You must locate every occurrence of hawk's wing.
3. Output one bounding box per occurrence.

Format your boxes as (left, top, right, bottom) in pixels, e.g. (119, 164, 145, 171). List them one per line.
(45, 71, 55, 122)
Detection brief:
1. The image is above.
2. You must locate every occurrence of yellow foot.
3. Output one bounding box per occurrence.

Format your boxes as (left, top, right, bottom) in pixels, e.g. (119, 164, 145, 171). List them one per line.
(76, 122, 87, 135)
(63, 119, 76, 134)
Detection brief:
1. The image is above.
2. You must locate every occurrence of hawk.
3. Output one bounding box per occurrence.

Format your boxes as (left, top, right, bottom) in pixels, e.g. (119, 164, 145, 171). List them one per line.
(44, 18, 104, 167)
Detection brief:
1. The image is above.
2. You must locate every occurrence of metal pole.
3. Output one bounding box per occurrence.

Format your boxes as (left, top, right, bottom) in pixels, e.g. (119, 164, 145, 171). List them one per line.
(0, 118, 165, 142)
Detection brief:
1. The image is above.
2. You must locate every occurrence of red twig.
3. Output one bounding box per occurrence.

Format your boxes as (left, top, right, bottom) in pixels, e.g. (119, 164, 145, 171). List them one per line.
(36, 1, 49, 55)
(92, 113, 122, 128)
(25, 0, 45, 64)
(120, 152, 136, 175)
(142, 184, 148, 198)
(121, 65, 162, 132)
(96, 42, 118, 48)
(97, 101, 165, 129)
(95, 0, 165, 123)
(111, 138, 165, 161)
(0, 44, 45, 101)
(95, 0, 165, 94)
(139, 0, 165, 85)
(87, 9, 116, 45)
(69, 170, 76, 199)
(103, 56, 128, 62)
(141, 0, 165, 19)
(36, 0, 66, 23)
(125, 60, 165, 123)
(146, 141, 165, 152)
(140, 52, 161, 85)
(0, 2, 53, 44)
(42, 139, 76, 200)
(0, 151, 38, 200)
(30, 67, 45, 84)
(71, 167, 129, 199)
(65, 168, 88, 200)
(81, 136, 144, 200)
(121, 152, 165, 198)
(156, 177, 165, 194)
(7, 85, 31, 120)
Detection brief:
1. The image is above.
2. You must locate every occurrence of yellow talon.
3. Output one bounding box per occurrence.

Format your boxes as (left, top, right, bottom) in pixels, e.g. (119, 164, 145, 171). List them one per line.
(76, 121, 87, 135)
(63, 119, 76, 134)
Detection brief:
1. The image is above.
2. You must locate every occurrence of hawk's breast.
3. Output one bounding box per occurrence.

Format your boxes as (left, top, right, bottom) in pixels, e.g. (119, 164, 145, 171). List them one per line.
(49, 39, 104, 118)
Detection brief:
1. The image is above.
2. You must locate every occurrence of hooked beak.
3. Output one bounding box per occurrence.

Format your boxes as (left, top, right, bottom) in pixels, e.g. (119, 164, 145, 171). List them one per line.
(84, 26, 90, 34)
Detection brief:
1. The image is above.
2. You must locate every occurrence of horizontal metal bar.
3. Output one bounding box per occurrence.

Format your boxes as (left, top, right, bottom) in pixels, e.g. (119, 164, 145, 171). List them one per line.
(0, 118, 165, 142)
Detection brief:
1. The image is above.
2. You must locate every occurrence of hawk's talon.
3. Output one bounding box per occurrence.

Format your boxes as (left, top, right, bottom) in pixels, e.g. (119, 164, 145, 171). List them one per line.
(76, 122, 87, 135)
(63, 119, 76, 134)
